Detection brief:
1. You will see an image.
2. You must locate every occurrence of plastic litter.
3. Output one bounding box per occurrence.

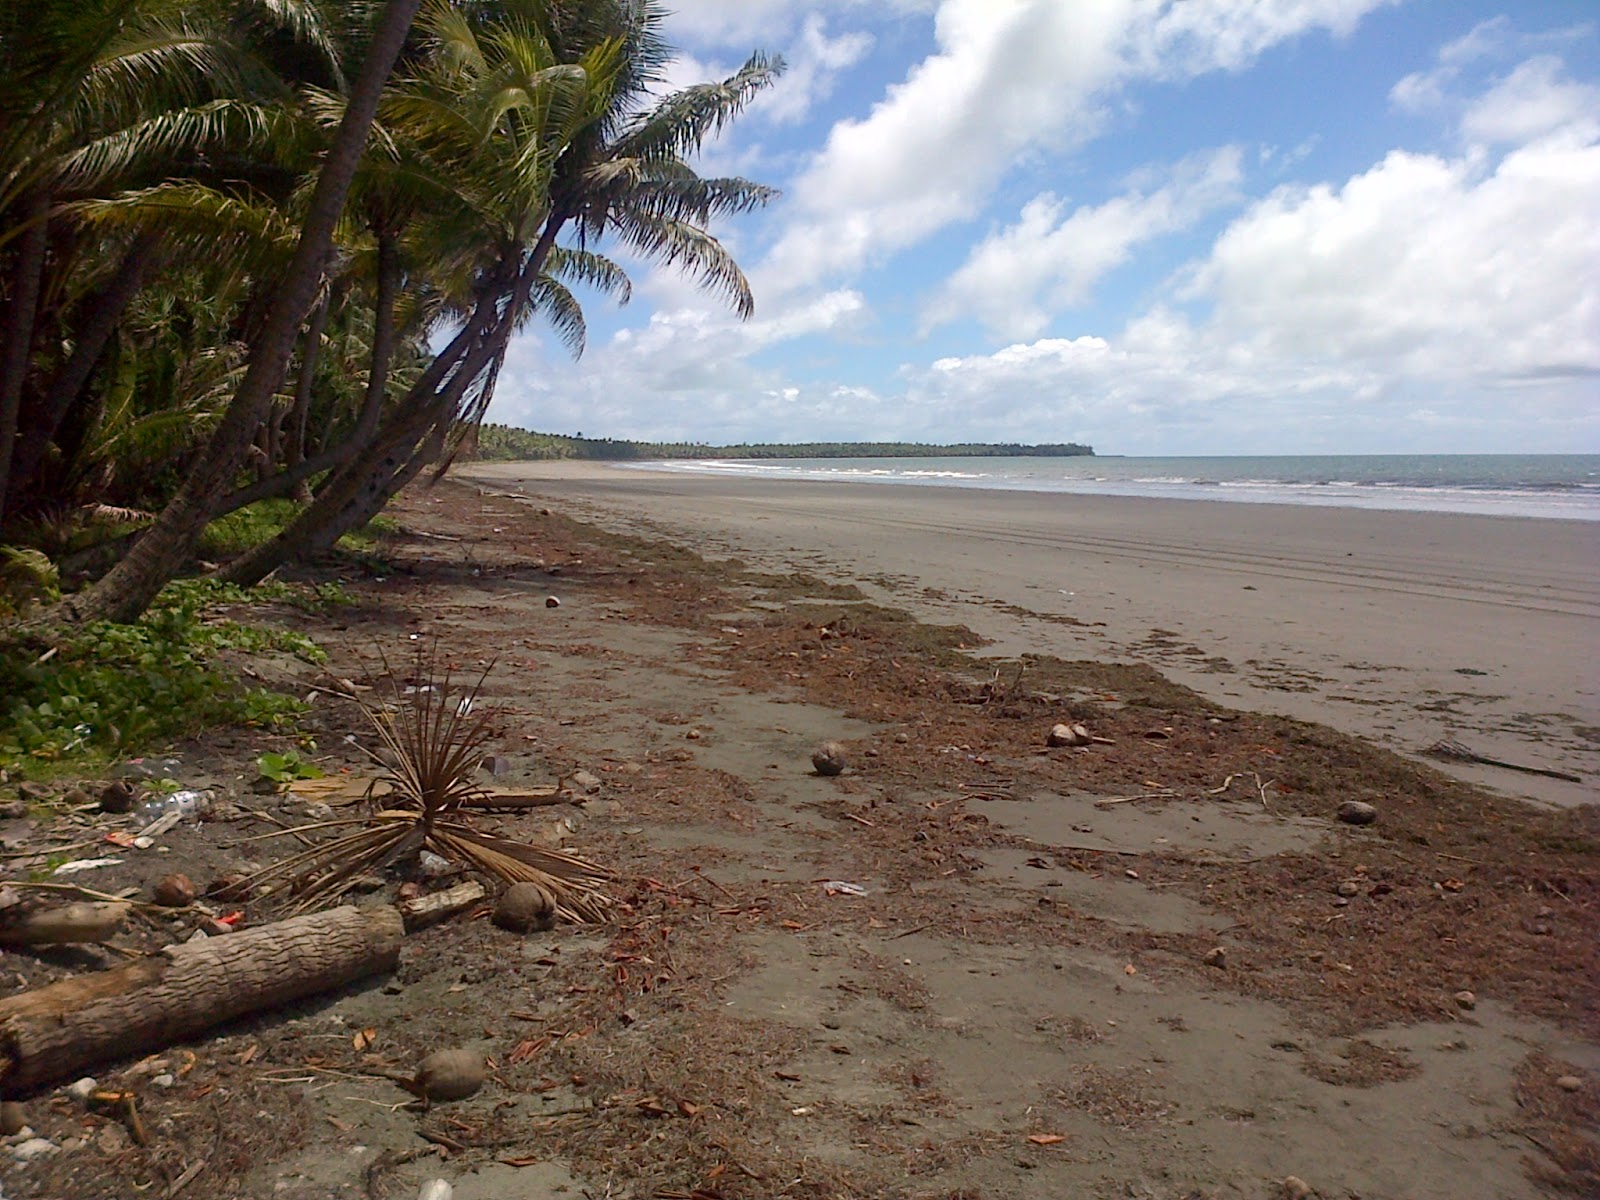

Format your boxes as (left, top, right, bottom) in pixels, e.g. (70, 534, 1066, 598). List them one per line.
(111, 757, 181, 781)
(133, 790, 210, 833)
(821, 880, 868, 897)
(51, 857, 122, 875)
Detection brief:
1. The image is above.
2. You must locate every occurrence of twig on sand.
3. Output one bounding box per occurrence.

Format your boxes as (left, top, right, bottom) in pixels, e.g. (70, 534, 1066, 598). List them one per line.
(1425, 738, 1581, 783)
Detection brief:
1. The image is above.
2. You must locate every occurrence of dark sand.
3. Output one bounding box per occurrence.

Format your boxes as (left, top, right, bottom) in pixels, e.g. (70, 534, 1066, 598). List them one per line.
(466, 461, 1600, 806)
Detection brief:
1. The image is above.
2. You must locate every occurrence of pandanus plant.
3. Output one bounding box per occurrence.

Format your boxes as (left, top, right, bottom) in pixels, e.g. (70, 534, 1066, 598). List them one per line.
(246, 645, 612, 920)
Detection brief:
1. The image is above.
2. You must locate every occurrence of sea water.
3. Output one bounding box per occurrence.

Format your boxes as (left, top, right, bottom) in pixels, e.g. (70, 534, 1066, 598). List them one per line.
(631, 454, 1600, 521)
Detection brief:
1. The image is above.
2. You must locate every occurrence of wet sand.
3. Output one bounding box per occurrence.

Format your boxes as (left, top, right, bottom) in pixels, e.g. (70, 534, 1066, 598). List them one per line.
(464, 460, 1600, 806)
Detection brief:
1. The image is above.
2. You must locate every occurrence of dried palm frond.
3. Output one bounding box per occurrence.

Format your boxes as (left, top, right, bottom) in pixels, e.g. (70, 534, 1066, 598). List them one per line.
(247, 645, 614, 918)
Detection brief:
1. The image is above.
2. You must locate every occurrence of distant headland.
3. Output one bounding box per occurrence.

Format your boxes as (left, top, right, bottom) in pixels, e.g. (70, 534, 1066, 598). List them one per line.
(473, 424, 1094, 462)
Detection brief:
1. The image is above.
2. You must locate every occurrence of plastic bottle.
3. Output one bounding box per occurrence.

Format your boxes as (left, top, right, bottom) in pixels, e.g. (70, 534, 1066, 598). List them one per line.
(133, 790, 211, 830)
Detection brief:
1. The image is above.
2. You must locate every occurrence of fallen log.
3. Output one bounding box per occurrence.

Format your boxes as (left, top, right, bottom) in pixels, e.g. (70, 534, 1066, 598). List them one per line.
(0, 904, 403, 1094)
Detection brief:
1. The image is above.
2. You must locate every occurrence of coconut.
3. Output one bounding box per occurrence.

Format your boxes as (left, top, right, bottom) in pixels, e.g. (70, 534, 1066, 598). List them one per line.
(811, 741, 848, 776)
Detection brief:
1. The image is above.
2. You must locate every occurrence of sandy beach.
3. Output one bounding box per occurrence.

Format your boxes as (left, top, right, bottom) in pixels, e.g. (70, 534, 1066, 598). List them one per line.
(466, 460, 1600, 807)
(9, 475, 1596, 1200)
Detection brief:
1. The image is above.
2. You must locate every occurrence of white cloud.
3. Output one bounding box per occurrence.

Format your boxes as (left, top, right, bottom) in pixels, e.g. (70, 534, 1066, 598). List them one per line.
(758, 0, 1394, 296)
(902, 117, 1600, 451)
(924, 146, 1244, 338)
(1460, 56, 1600, 145)
(751, 15, 874, 125)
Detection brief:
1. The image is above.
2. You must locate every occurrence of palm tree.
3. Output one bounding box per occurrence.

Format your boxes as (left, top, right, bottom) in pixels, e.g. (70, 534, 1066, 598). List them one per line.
(57, 0, 425, 622)
(219, 0, 782, 587)
(0, 0, 353, 524)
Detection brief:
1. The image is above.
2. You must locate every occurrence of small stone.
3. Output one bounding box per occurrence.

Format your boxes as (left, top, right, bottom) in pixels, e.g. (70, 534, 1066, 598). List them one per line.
(65, 1077, 98, 1102)
(494, 882, 556, 933)
(1336, 801, 1378, 826)
(1555, 1075, 1583, 1092)
(396, 881, 425, 904)
(686, 728, 702, 740)
(12, 1137, 56, 1162)
(1454, 990, 1476, 1010)
(1281, 1178, 1312, 1200)
(545, 596, 561, 608)
(894, 732, 909, 744)
(62, 786, 94, 807)
(150, 1074, 175, 1089)
(199, 919, 235, 936)
(0, 1102, 25, 1136)
(811, 741, 847, 776)
(1203, 946, 1227, 969)
(99, 780, 138, 814)
(1336, 881, 1360, 897)
(1047, 723, 1090, 748)
(569, 769, 602, 794)
(152, 873, 196, 907)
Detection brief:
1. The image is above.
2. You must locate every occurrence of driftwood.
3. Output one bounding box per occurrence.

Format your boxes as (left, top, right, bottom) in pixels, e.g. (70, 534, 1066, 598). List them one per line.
(0, 904, 403, 1094)
(0, 901, 130, 946)
(397, 880, 487, 931)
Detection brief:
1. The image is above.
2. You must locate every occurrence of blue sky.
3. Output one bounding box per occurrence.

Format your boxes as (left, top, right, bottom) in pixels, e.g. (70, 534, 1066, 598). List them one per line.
(489, 1, 1600, 455)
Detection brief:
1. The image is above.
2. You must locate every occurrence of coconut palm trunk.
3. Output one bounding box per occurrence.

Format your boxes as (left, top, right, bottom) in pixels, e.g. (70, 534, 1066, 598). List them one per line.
(6, 230, 169, 513)
(57, 0, 423, 624)
(0, 192, 50, 526)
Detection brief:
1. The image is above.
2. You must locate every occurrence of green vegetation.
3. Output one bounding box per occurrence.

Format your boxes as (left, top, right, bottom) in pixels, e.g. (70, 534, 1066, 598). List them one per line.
(0, 579, 335, 768)
(2, 1, 780, 622)
(475, 424, 1094, 461)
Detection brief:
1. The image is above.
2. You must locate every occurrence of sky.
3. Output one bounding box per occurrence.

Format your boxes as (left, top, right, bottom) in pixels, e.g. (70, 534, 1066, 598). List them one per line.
(488, 1, 1600, 456)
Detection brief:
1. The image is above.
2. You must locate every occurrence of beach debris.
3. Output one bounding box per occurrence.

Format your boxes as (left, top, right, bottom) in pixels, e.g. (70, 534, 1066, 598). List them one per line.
(1454, 990, 1476, 1011)
(1336, 881, 1361, 897)
(0, 1100, 25, 1135)
(822, 880, 867, 897)
(99, 780, 138, 814)
(1281, 1177, 1312, 1200)
(0, 900, 130, 946)
(1423, 737, 1581, 783)
(205, 872, 253, 902)
(1335, 801, 1377, 826)
(0, 905, 403, 1092)
(812, 741, 848, 776)
(398, 879, 487, 931)
(1048, 722, 1091, 748)
(567, 769, 603, 794)
(152, 873, 196, 908)
(391, 1048, 486, 1105)
(51, 856, 123, 875)
(545, 595, 561, 608)
(1203, 947, 1227, 969)
(1143, 727, 1173, 740)
(11, 1136, 57, 1162)
(66, 1077, 99, 1102)
(480, 754, 513, 776)
(492, 881, 557, 933)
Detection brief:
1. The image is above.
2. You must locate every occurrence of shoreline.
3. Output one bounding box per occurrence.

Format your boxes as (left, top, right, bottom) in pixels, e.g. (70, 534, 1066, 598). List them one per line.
(465, 460, 1600, 807)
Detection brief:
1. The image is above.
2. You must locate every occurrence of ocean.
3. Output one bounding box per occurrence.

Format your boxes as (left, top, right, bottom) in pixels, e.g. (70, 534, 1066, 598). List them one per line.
(630, 454, 1600, 521)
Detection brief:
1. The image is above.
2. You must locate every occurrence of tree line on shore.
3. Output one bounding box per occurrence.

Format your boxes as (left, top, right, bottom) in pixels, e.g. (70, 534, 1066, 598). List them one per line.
(0, 0, 778, 624)
(473, 424, 1095, 462)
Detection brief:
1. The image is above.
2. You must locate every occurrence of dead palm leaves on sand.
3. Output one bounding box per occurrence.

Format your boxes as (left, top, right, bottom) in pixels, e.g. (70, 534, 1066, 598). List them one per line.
(247, 648, 612, 921)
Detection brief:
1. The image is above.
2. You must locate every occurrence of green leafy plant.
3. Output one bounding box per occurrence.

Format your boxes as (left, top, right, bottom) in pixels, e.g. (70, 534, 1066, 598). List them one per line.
(256, 748, 325, 785)
(0, 579, 326, 767)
